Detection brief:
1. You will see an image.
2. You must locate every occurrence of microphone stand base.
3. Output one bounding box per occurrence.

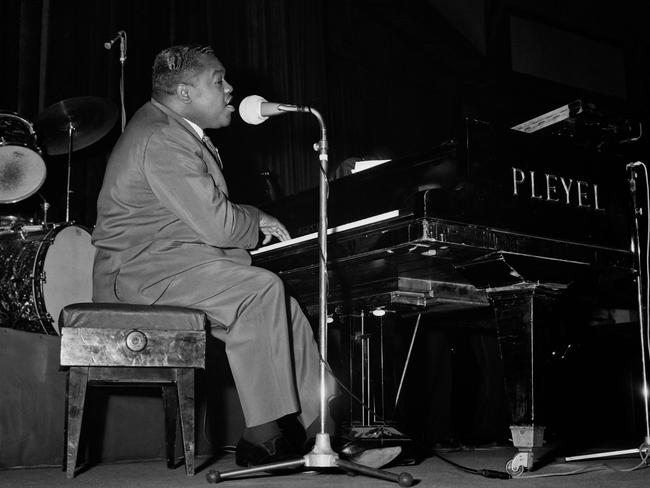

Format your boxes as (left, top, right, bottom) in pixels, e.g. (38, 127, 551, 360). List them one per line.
(304, 433, 339, 467)
(564, 439, 650, 463)
(206, 433, 415, 486)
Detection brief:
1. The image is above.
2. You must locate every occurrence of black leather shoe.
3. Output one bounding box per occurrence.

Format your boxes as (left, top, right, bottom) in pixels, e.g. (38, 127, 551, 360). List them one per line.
(235, 434, 299, 467)
(340, 440, 403, 468)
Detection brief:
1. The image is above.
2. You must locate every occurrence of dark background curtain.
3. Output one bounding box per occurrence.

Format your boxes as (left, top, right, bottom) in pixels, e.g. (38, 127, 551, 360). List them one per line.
(2, 0, 333, 225)
(2, 0, 647, 228)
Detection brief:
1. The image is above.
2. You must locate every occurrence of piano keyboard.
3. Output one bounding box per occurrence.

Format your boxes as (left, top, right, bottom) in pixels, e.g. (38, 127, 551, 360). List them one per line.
(251, 209, 401, 255)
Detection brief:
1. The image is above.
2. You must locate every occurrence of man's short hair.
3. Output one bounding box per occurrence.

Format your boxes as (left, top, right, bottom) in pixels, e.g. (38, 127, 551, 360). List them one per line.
(151, 45, 215, 98)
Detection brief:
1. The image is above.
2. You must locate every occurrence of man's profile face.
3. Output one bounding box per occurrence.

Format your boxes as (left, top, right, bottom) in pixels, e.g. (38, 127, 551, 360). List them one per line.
(185, 55, 235, 129)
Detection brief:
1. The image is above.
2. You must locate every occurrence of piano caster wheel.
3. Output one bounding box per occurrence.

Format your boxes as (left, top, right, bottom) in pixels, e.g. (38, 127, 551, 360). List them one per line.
(505, 459, 525, 477)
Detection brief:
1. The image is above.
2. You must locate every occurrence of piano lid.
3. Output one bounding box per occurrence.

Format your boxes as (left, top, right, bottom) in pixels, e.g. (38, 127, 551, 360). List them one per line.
(258, 141, 460, 239)
(257, 119, 633, 252)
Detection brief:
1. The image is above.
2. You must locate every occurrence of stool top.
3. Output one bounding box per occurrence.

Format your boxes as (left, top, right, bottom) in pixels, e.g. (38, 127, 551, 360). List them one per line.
(60, 303, 207, 331)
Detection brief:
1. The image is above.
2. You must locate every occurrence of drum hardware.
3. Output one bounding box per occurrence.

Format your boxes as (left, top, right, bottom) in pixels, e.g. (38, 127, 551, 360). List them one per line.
(41, 202, 50, 222)
(38, 193, 51, 225)
(0, 215, 30, 232)
(34, 96, 118, 222)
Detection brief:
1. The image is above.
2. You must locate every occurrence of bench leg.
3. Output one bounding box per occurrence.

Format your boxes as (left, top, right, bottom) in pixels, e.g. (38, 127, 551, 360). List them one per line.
(65, 367, 89, 479)
(176, 368, 196, 476)
(162, 384, 179, 469)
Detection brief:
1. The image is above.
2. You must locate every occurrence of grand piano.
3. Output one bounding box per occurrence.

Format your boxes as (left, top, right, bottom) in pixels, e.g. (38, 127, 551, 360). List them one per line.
(251, 119, 639, 474)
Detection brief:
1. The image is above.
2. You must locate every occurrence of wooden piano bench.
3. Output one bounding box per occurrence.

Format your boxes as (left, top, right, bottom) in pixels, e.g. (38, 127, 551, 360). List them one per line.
(59, 303, 207, 479)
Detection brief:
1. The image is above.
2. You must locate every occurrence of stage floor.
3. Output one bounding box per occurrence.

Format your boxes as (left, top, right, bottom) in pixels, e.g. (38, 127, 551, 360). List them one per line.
(1, 445, 648, 488)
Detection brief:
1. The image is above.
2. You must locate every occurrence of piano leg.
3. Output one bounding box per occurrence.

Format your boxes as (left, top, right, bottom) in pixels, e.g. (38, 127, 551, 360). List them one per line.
(488, 283, 566, 476)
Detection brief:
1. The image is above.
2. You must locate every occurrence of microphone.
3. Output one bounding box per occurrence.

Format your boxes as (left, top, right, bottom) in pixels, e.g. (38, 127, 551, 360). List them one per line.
(239, 95, 310, 125)
(627, 162, 643, 194)
(104, 30, 125, 49)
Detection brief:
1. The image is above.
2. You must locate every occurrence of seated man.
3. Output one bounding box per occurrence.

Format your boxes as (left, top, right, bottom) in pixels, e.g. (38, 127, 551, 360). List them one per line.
(91, 44, 326, 466)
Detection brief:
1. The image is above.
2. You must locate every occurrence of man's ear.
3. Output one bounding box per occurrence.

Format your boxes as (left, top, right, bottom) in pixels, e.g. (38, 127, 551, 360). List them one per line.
(176, 83, 191, 104)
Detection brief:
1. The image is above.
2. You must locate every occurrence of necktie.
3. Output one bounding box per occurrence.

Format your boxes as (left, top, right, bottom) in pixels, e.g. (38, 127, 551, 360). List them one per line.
(202, 135, 223, 169)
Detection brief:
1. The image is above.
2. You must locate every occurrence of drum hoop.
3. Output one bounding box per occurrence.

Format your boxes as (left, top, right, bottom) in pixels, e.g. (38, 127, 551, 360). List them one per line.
(31, 226, 59, 334)
(0, 112, 37, 136)
(31, 224, 87, 334)
(0, 140, 43, 154)
(35, 224, 93, 334)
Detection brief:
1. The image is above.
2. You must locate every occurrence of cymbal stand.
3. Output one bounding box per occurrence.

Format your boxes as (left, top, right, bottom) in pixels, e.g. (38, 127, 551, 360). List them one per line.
(65, 120, 75, 223)
(38, 193, 50, 225)
(565, 161, 650, 464)
(207, 109, 414, 486)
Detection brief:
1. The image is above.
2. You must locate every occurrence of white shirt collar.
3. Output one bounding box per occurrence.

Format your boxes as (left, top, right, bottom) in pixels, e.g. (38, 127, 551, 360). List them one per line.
(184, 118, 204, 139)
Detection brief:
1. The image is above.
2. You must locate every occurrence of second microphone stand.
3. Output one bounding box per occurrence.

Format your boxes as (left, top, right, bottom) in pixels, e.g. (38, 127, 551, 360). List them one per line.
(118, 32, 126, 132)
(207, 109, 414, 486)
(565, 162, 650, 465)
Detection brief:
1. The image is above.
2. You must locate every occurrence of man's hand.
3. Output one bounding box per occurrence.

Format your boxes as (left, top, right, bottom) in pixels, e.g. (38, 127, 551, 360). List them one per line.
(259, 210, 291, 245)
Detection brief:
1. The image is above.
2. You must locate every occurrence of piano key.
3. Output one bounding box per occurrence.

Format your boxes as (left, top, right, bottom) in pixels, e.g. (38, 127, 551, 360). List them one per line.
(252, 209, 401, 255)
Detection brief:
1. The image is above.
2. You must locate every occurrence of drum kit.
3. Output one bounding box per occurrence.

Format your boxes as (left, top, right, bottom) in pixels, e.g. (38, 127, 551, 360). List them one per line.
(0, 96, 117, 335)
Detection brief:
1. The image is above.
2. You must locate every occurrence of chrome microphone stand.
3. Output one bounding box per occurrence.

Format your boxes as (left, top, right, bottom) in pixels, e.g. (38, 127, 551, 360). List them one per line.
(207, 108, 414, 485)
(104, 30, 126, 132)
(565, 162, 650, 465)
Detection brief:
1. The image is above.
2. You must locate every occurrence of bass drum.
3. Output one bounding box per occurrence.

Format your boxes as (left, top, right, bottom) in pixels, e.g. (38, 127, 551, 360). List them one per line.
(0, 224, 95, 334)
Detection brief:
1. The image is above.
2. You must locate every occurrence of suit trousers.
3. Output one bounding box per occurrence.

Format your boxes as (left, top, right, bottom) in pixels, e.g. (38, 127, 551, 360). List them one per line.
(149, 260, 324, 428)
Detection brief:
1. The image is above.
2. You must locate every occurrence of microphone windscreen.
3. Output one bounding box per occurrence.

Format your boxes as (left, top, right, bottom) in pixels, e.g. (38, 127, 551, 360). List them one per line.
(239, 95, 268, 125)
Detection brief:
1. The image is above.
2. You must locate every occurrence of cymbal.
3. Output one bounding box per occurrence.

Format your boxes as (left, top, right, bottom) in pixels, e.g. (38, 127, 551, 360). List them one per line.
(35, 96, 118, 156)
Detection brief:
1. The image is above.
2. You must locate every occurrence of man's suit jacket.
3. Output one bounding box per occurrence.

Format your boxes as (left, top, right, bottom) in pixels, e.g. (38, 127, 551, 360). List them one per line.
(92, 99, 260, 304)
